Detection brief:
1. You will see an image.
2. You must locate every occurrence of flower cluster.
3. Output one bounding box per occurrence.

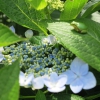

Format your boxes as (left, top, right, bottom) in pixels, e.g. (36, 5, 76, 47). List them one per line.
(2, 42, 96, 93)
(19, 57, 96, 93)
(19, 71, 44, 90)
(2, 26, 96, 93)
(62, 57, 96, 93)
(19, 71, 67, 92)
(46, 0, 64, 11)
(2, 41, 73, 77)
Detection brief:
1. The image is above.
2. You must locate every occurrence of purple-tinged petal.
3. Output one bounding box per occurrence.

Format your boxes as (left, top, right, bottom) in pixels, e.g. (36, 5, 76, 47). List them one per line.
(32, 77, 44, 90)
(70, 78, 83, 93)
(48, 86, 66, 93)
(63, 70, 77, 85)
(80, 72, 96, 90)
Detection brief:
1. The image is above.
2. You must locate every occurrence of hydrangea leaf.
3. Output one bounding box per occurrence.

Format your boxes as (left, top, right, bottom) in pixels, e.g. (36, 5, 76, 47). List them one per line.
(35, 90, 46, 100)
(47, 20, 100, 72)
(30, 36, 46, 45)
(0, 59, 20, 100)
(0, 0, 47, 35)
(0, 23, 26, 47)
(26, 0, 47, 10)
(76, 18, 100, 43)
(81, 0, 100, 16)
(60, 0, 88, 21)
(47, 93, 85, 100)
(82, 1, 100, 18)
(90, 68, 100, 85)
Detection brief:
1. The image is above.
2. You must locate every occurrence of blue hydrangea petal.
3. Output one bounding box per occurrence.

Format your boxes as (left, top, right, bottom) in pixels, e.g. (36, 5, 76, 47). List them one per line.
(32, 77, 44, 90)
(70, 78, 83, 93)
(80, 72, 96, 90)
(10, 26, 15, 33)
(62, 70, 77, 85)
(79, 64, 89, 76)
(50, 72, 58, 83)
(70, 57, 86, 75)
(24, 73, 34, 87)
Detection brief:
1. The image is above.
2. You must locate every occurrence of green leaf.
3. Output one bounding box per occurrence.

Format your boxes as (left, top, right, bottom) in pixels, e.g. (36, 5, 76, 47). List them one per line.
(0, 0, 47, 35)
(0, 59, 20, 100)
(82, 1, 100, 18)
(81, 0, 100, 15)
(35, 90, 46, 100)
(47, 93, 85, 100)
(30, 36, 46, 45)
(47, 20, 100, 71)
(60, 0, 88, 21)
(26, 0, 47, 10)
(84, 92, 100, 100)
(77, 18, 100, 42)
(90, 68, 100, 85)
(0, 23, 26, 47)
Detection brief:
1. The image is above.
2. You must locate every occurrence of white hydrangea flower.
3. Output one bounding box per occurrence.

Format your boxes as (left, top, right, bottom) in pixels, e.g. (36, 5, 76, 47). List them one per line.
(42, 35, 56, 45)
(0, 47, 4, 62)
(19, 71, 34, 88)
(63, 57, 96, 93)
(25, 29, 33, 38)
(19, 71, 44, 90)
(10, 26, 15, 33)
(32, 76, 44, 90)
(44, 72, 67, 93)
(42, 38, 49, 45)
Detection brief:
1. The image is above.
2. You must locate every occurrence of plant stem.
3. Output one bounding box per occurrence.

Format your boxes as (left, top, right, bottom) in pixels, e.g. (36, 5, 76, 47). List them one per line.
(43, 90, 48, 94)
(85, 93, 100, 100)
(19, 96, 35, 99)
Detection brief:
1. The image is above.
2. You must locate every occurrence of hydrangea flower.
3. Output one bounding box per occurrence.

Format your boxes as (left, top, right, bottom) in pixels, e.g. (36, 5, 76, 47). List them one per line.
(0, 47, 4, 62)
(42, 35, 56, 45)
(25, 29, 33, 38)
(32, 76, 44, 90)
(19, 71, 34, 88)
(63, 57, 96, 93)
(44, 72, 67, 93)
(19, 71, 44, 90)
(10, 26, 15, 33)
(10, 26, 33, 38)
